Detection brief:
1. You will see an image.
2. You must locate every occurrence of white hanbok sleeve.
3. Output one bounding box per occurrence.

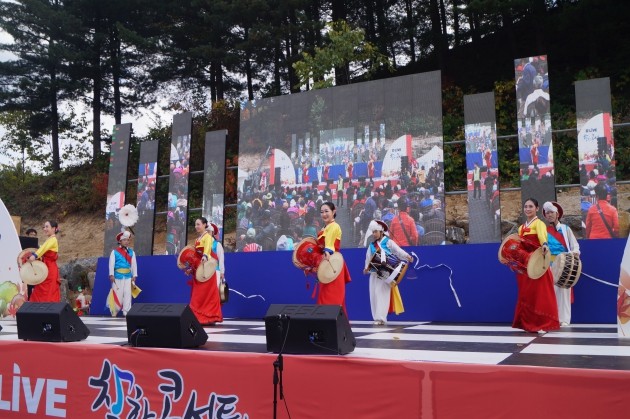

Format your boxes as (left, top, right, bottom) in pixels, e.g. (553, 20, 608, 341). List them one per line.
(365, 246, 374, 271)
(387, 239, 410, 261)
(216, 243, 225, 276)
(565, 226, 580, 255)
(109, 251, 116, 277)
(131, 252, 138, 278)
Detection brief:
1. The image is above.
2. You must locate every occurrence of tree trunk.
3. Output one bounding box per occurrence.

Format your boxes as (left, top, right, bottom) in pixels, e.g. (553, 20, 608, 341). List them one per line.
(365, 1, 376, 44)
(439, 0, 449, 65)
(244, 27, 254, 100)
(375, 0, 388, 54)
(210, 62, 217, 103)
(49, 63, 60, 172)
(464, 0, 480, 44)
(288, 6, 300, 93)
(452, 0, 461, 48)
(331, 0, 345, 22)
(216, 60, 224, 101)
(500, 9, 517, 57)
(404, 0, 416, 62)
(331, 1, 347, 86)
(109, 25, 122, 124)
(92, 65, 102, 161)
(273, 39, 281, 96)
(532, 0, 547, 53)
(307, 0, 322, 49)
(92, 18, 103, 161)
(429, 0, 444, 70)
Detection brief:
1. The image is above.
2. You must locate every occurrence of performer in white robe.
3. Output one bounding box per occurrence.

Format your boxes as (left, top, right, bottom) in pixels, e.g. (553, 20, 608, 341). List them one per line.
(363, 220, 412, 325)
(209, 223, 225, 288)
(543, 201, 580, 326)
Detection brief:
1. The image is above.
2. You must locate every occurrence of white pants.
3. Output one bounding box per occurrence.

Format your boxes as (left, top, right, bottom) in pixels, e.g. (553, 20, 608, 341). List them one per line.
(554, 286, 571, 324)
(369, 273, 393, 323)
(113, 278, 133, 316)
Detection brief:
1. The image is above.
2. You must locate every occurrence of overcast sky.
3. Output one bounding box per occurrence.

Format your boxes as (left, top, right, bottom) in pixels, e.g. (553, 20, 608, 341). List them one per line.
(0, 29, 173, 169)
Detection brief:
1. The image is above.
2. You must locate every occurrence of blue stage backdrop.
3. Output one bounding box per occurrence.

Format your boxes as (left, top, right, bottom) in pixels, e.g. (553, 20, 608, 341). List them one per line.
(91, 239, 623, 323)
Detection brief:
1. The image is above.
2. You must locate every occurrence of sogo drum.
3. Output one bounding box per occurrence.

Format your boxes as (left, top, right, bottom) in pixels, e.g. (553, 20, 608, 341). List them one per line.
(498, 234, 550, 279)
(368, 252, 409, 286)
(177, 245, 217, 282)
(17, 248, 48, 285)
(292, 237, 343, 284)
(551, 252, 582, 289)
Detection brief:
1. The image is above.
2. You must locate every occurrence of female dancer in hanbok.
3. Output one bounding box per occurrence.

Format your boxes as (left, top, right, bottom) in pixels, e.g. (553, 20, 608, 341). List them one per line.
(188, 217, 222, 325)
(512, 198, 559, 333)
(28, 220, 60, 302)
(363, 220, 412, 325)
(317, 202, 352, 315)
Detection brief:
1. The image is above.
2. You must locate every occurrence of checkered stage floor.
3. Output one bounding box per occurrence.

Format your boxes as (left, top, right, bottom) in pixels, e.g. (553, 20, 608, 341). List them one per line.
(2, 317, 630, 371)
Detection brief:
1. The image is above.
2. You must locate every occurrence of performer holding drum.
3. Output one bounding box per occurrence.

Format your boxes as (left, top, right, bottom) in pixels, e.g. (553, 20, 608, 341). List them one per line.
(186, 217, 223, 325)
(543, 201, 581, 326)
(25, 220, 61, 302)
(511, 198, 559, 333)
(363, 220, 412, 325)
(317, 202, 352, 314)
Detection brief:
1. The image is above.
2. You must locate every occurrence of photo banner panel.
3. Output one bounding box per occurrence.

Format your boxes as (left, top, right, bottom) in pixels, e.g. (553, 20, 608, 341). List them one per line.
(464, 92, 501, 243)
(104, 123, 131, 256)
(202, 130, 227, 241)
(236, 71, 444, 251)
(409, 71, 445, 246)
(514, 55, 555, 209)
(575, 77, 618, 239)
(165, 112, 192, 255)
(134, 141, 159, 256)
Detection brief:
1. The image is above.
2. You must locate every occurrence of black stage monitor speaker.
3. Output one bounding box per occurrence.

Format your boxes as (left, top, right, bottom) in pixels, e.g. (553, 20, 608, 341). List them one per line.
(19, 236, 38, 250)
(264, 304, 356, 355)
(17, 302, 90, 342)
(126, 303, 208, 348)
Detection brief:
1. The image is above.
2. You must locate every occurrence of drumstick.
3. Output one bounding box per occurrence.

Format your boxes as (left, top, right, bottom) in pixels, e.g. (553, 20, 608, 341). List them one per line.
(326, 259, 337, 274)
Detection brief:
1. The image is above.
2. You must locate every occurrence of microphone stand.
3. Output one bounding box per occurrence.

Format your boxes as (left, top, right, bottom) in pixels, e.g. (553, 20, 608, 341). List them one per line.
(273, 315, 288, 419)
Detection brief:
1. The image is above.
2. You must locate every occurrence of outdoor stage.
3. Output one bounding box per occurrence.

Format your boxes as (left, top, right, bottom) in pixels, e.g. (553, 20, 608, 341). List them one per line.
(1, 316, 629, 418)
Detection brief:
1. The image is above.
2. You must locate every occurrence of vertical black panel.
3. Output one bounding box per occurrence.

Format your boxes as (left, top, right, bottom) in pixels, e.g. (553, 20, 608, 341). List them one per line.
(104, 123, 131, 256)
(202, 130, 227, 241)
(165, 112, 192, 255)
(135, 141, 159, 255)
(575, 78, 617, 238)
(464, 92, 501, 243)
(409, 72, 445, 245)
(514, 55, 555, 208)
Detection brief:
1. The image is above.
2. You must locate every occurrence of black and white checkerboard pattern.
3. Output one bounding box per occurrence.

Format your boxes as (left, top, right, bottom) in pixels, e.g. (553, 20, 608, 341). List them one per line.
(2, 317, 629, 370)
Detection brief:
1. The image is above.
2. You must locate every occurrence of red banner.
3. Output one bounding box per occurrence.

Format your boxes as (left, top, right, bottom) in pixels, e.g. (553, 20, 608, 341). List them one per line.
(1, 341, 628, 418)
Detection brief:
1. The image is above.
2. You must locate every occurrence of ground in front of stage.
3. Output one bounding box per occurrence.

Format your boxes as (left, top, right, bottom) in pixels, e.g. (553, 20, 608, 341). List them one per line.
(1, 317, 629, 371)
